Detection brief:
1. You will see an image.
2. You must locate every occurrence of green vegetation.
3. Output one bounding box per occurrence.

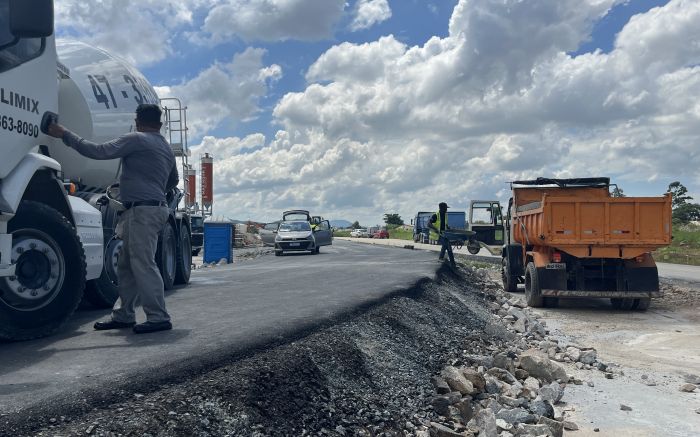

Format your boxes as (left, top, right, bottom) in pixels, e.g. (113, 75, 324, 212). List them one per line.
(667, 181, 700, 224)
(654, 223, 700, 266)
(334, 229, 352, 237)
(387, 225, 413, 241)
(384, 213, 404, 226)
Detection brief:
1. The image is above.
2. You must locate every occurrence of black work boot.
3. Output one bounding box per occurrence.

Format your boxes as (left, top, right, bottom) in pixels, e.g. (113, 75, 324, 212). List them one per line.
(94, 319, 136, 330)
(133, 320, 173, 334)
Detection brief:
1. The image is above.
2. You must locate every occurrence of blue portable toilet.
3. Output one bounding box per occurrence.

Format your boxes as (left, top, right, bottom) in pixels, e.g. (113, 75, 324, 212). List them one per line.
(203, 221, 234, 264)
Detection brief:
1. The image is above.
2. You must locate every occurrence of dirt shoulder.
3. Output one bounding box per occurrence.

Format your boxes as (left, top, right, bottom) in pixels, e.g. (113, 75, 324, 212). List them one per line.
(513, 277, 700, 436)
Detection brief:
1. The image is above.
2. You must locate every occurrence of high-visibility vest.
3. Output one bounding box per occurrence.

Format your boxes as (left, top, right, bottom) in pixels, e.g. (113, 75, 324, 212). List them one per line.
(429, 211, 447, 241)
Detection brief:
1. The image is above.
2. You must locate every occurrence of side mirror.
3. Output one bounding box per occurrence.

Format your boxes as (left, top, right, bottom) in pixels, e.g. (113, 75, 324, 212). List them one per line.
(10, 0, 54, 38)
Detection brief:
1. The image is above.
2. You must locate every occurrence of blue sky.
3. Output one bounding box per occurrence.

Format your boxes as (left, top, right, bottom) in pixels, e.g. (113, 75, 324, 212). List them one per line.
(55, 0, 698, 224)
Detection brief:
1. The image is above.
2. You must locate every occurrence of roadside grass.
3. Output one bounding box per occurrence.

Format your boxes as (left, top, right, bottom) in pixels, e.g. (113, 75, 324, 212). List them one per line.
(653, 223, 700, 266)
(334, 230, 352, 237)
(387, 226, 414, 241)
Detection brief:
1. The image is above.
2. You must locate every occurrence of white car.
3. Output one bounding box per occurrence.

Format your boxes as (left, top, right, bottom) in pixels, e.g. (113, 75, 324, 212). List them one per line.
(350, 228, 370, 238)
(275, 220, 332, 255)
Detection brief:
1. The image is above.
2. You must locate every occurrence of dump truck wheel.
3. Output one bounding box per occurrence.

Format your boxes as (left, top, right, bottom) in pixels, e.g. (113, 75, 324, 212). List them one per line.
(192, 248, 201, 256)
(501, 257, 518, 293)
(0, 201, 86, 341)
(632, 298, 651, 311)
(610, 298, 622, 309)
(543, 297, 559, 308)
(620, 298, 635, 310)
(524, 262, 543, 308)
(156, 222, 177, 290)
(174, 224, 192, 285)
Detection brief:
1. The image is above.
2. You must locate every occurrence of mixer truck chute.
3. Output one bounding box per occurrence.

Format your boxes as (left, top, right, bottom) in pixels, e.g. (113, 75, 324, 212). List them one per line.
(0, 0, 192, 340)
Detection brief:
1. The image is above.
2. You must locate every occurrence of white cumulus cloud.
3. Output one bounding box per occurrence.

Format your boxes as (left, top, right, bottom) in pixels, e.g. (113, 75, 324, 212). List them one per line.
(192, 0, 700, 224)
(199, 0, 346, 43)
(55, 0, 213, 66)
(155, 48, 282, 139)
(350, 0, 392, 31)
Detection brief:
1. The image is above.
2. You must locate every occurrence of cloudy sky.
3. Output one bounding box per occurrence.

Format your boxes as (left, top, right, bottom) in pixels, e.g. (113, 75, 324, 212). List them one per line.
(55, 0, 699, 225)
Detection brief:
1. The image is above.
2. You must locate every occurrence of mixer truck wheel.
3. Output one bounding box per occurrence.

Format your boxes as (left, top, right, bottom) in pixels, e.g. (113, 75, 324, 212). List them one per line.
(501, 257, 518, 293)
(524, 262, 544, 308)
(83, 238, 122, 308)
(174, 224, 192, 285)
(156, 222, 177, 290)
(0, 201, 86, 341)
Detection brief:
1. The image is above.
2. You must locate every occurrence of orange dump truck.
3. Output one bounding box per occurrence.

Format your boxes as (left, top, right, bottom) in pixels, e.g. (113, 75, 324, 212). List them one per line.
(501, 178, 672, 310)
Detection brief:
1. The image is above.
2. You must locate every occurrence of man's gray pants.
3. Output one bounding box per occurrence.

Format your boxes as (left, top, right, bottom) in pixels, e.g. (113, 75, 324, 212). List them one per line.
(112, 206, 171, 323)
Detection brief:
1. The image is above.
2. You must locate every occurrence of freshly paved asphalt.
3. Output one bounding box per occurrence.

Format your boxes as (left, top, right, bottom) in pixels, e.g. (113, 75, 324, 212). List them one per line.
(0, 240, 439, 417)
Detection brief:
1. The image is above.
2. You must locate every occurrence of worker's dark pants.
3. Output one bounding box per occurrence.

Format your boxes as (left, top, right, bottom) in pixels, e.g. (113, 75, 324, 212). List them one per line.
(112, 206, 171, 323)
(438, 236, 455, 267)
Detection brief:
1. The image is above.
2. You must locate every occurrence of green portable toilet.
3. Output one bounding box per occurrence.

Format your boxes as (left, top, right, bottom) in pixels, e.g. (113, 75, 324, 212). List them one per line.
(203, 221, 234, 264)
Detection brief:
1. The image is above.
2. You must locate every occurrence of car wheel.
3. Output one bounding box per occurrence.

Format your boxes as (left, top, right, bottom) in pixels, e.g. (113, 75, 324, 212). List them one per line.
(275, 250, 283, 256)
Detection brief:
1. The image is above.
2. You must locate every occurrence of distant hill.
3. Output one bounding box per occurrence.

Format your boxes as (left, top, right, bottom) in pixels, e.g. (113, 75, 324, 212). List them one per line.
(330, 219, 352, 229)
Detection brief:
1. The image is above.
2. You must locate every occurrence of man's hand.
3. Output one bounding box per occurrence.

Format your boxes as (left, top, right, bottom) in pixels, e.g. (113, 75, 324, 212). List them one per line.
(47, 123, 66, 139)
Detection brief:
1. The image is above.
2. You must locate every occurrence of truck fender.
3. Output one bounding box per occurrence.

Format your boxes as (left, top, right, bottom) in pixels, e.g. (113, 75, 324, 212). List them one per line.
(0, 153, 62, 215)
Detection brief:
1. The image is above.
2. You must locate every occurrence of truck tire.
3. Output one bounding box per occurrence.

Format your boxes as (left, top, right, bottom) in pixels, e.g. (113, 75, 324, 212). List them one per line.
(632, 298, 651, 311)
(192, 248, 201, 257)
(467, 241, 480, 255)
(174, 224, 192, 285)
(0, 201, 86, 341)
(157, 222, 177, 290)
(524, 262, 544, 308)
(501, 257, 518, 292)
(83, 237, 123, 308)
(610, 298, 635, 310)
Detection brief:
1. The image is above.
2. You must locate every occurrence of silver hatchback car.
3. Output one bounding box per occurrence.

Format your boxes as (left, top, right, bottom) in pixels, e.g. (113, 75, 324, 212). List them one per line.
(274, 220, 332, 255)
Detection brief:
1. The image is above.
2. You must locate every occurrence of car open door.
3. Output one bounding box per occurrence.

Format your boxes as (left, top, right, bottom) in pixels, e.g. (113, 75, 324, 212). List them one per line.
(259, 222, 279, 247)
(314, 220, 332, 246)
(468, 200, 504, 255)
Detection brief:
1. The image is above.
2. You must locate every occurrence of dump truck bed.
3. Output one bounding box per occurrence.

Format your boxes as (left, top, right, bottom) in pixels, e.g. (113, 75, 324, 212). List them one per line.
(513, 187, 672, 259)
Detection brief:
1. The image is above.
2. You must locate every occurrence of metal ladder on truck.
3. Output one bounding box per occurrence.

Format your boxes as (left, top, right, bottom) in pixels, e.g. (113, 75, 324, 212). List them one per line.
(160, 97, 191, 210)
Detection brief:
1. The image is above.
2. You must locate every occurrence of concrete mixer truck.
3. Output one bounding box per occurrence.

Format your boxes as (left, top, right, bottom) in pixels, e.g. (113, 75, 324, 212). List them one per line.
(0, 0, 192, 340)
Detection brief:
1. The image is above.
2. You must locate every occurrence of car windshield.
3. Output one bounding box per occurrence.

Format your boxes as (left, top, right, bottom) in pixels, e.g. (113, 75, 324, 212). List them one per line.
(279, 222, 311, 232)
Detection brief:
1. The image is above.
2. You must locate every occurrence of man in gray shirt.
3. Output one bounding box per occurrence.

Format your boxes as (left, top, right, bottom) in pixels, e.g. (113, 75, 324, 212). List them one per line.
(47, 104, 177, 334)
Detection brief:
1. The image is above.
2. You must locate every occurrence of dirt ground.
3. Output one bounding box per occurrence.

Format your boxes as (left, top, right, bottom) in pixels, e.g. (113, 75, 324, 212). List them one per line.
(502, 276, 700, 436)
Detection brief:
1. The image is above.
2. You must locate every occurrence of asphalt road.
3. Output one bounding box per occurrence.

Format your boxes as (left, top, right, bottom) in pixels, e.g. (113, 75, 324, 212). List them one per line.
(0, 240, 439, 419)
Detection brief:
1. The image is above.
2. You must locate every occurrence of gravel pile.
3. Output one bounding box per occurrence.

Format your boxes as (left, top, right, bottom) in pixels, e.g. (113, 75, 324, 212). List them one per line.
(7, 263, 607, 436)
(657, 279, 700, 308)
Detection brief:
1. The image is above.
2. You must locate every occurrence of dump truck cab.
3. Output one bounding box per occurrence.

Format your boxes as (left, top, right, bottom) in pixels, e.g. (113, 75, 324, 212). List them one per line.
(500, 177, 672, 310)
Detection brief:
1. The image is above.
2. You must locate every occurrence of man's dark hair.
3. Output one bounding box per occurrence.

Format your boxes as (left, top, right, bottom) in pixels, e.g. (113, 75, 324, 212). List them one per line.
(136, 104, 162, 126)
(439, 202, 449, 211)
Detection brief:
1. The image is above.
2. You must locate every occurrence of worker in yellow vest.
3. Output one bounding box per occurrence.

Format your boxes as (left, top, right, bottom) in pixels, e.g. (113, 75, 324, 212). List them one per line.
(428, 202, 453, 262)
